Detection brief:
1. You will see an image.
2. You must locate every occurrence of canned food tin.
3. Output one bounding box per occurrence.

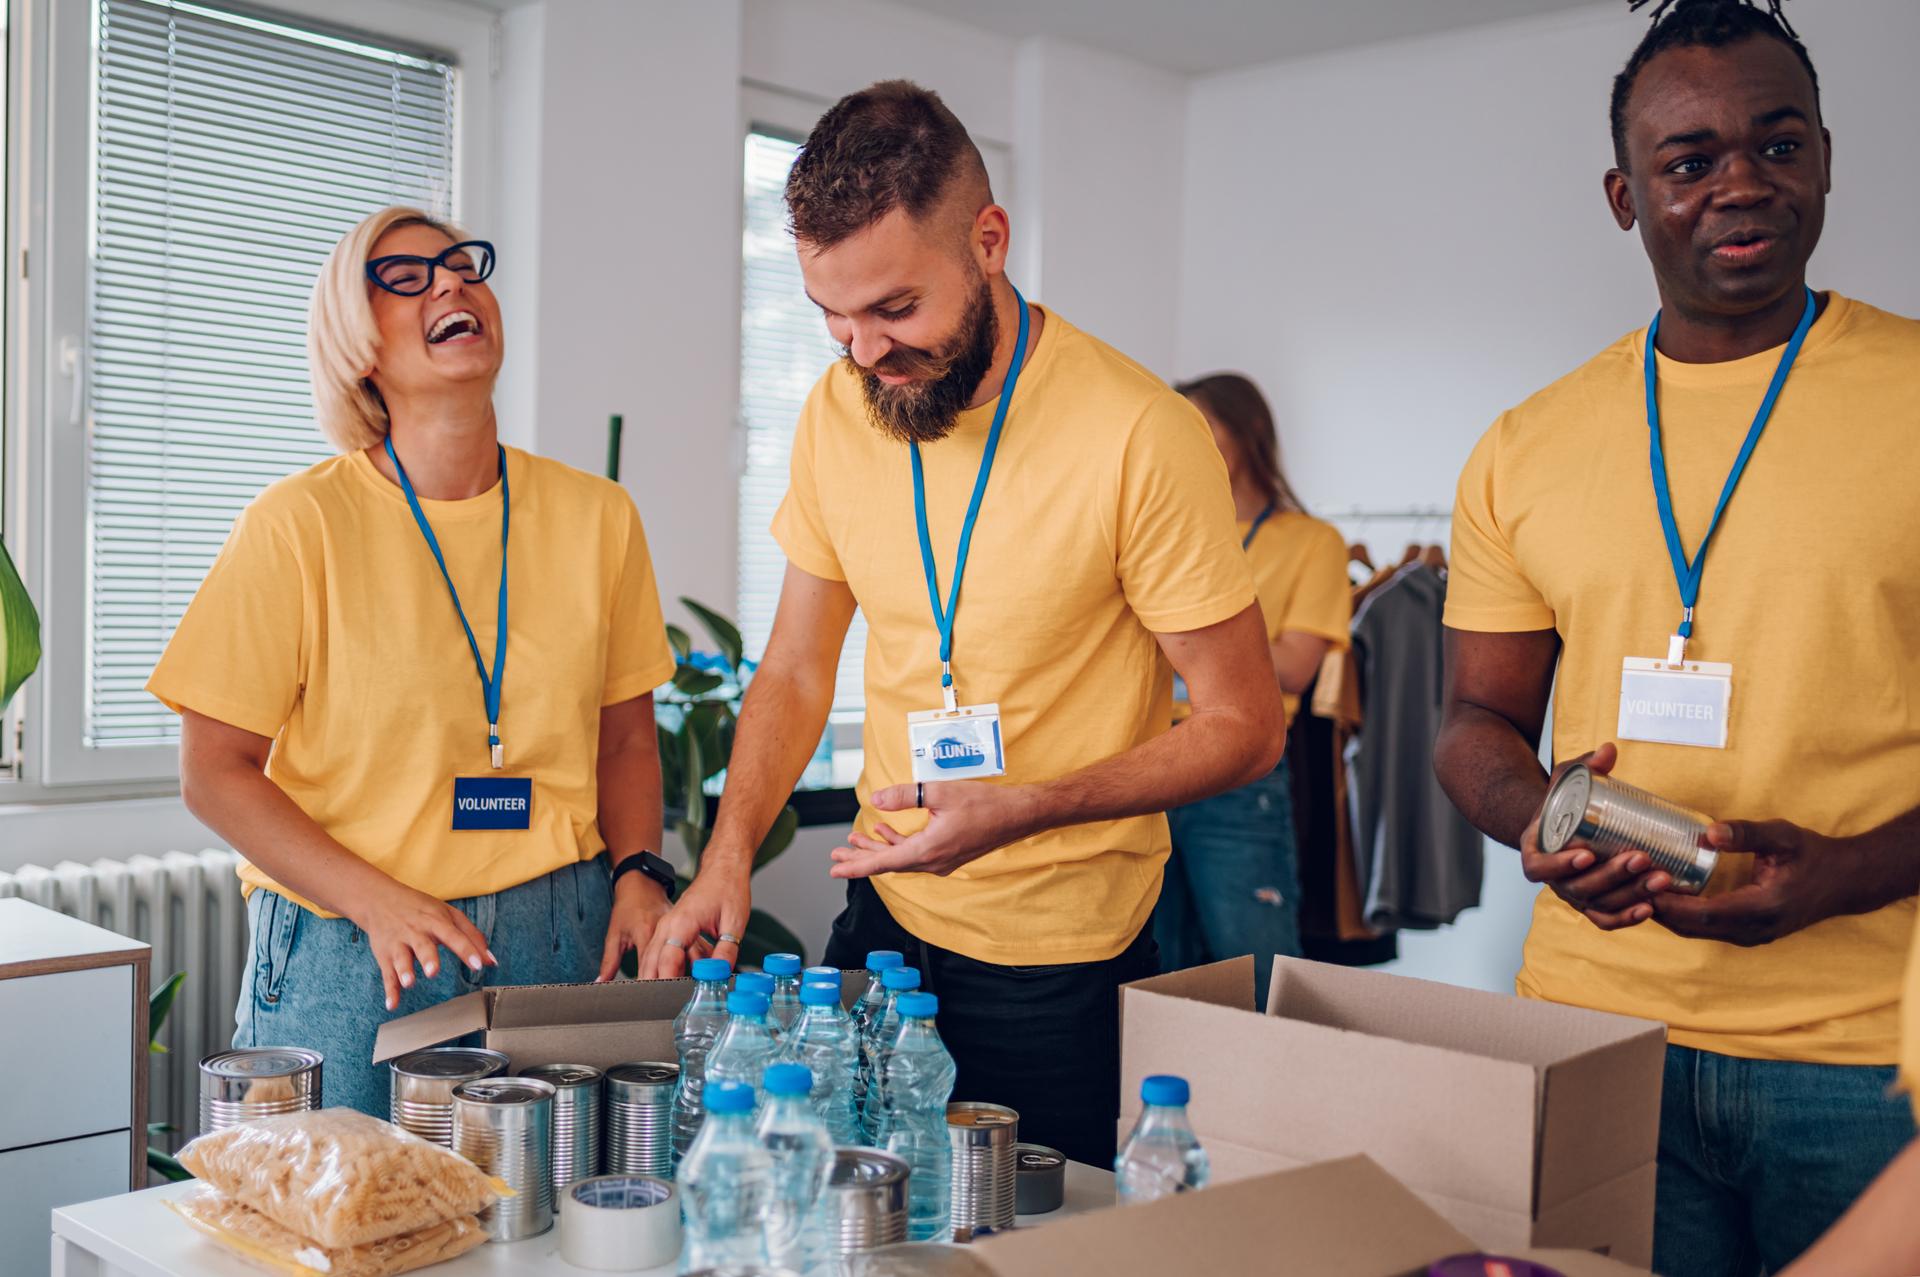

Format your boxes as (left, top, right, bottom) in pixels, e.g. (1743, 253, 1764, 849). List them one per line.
(453, 1076, 556, 1242)
(947, 1101, 1018, 1240)
(390, 1047, 510, 1147)
(523, 1063, 604, 1205)
(605, 1061, 678, 1177)
(1013, 1142, 1066, 1215)
(1539, 763, 1719, 893)
(198, 1048, 323, 1135)
(820, 1148, 910, 1256)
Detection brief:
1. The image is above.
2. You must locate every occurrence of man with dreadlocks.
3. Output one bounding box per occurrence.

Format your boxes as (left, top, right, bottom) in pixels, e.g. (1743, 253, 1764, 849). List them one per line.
(1434, 2, 1920, 1271)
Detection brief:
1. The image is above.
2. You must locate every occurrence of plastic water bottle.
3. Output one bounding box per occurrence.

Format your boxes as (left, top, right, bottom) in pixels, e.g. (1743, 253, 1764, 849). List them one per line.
(678, 1080, 774, 1269)
(783, 981, 861, 1145)
(756, 1063, 834, 1273)
(850, 951, 903, 1137)
(860, 966, 922, 1142)
(1115, 1074, 1211, 1204)
(672, 956, 733, 1164)
(803, 964, 840, 990)
(764, 953, 805, 1041)
(736, 970, 775, 1000)
(706, 991, 778, 1112)
(875, 992, 956, 1242)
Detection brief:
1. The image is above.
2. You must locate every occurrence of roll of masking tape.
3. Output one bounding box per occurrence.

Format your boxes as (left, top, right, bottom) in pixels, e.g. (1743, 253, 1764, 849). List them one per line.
(560, 1174, 682, 1271)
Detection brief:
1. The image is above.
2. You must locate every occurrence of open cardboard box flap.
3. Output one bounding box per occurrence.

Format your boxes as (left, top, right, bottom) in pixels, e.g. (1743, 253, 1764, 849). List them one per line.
(1118, 957, 1664, 1261)
(372, 977, 694, 1067)
(976, 1155, 1654, 1277)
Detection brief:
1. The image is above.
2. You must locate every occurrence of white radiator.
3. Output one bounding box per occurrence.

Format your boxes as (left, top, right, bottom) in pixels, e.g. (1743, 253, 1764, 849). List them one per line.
(0, 849, 247, 1146)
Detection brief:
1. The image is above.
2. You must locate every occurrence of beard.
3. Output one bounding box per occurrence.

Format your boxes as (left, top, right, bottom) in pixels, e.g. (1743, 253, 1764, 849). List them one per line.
(847, 277, 999, 444)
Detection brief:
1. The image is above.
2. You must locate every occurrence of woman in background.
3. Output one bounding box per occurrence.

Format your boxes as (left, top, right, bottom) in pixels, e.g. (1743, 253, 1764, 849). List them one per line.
(1157, 373, 1351, 1003)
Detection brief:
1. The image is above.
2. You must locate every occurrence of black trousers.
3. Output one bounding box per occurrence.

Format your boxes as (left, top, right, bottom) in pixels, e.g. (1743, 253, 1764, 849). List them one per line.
(822, 877, 1159, 1169)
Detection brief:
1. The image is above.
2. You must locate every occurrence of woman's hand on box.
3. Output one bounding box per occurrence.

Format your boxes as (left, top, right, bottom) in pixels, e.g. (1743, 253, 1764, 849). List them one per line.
(349, 880, 496, 1011)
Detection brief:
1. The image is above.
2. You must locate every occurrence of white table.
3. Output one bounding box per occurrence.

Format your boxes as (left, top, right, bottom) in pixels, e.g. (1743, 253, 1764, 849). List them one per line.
(51, 1162, 1116, 1277)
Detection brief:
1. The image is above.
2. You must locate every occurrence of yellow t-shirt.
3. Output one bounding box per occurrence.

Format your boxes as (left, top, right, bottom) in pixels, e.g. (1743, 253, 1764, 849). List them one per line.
(772, 307, 1255, 965)
(148, 446, 677, 915)
(1447, 292, 1920, 1065)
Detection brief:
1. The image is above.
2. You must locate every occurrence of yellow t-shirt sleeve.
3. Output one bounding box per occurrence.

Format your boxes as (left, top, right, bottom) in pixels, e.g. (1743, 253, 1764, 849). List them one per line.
(1115, 396, 1257, 633)
(1443, 417, 1558, 633)
(145, 502, 306, 739)
(1272, 521, 1353, 648)
(770, 384, 847, 583)
(602, 496, 679, 706)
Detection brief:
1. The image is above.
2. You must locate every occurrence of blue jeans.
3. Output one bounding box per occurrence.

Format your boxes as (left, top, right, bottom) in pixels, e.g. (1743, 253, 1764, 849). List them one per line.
(234, 856, 614, 1119)
(1155, 759, 1301, 1008)
(1655, 1044, 1914, 1276)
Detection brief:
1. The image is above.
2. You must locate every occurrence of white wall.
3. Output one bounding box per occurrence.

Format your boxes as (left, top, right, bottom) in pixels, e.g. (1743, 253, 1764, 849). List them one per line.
(1176, 0, 1920, 992)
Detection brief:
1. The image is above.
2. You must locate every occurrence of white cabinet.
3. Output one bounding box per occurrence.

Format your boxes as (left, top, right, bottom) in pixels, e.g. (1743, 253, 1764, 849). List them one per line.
(0, 899, 150, 1277)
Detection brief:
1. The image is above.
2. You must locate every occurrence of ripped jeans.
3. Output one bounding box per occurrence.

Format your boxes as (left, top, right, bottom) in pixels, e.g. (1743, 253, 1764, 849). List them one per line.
(1154, 757, 1300, 1009)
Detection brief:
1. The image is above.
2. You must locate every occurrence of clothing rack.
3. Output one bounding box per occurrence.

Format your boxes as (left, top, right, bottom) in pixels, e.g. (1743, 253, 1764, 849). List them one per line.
(1318, 505, 1453, 523)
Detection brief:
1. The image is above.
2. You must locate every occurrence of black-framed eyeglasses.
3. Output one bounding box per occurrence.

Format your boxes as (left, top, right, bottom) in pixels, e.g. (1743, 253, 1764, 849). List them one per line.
(365, 240, 496, 296)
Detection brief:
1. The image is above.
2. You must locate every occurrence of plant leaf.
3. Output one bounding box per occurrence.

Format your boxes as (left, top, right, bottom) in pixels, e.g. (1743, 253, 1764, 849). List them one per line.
(676, 816, 710, 864)
(665, 624, 692, 663)
(147, 1147, 193, 1183)
(754, 805, 800, 872)
(656, 722, 685, 814)
(737, 908, 806, 967)
(680, 598, 744, 673)
(681, 724, 707, 835)
(149, 971, 187, 1046)
(0, 537, 42, 715)
(672, 668, 725, 698)
(687, 702, 728, 782)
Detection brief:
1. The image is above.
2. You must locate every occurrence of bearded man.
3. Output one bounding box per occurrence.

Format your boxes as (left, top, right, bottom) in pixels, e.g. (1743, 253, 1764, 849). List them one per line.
(641, 80, 1282, 1164)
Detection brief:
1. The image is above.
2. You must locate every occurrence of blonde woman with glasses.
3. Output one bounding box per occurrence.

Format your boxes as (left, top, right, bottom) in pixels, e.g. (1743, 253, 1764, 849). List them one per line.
(148, 206, 684, 1116)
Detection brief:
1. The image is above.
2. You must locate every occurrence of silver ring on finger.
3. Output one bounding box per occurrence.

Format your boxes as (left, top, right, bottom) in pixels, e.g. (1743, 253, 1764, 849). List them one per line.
(663, 935, 687, 950)
(718, 932, 741, 945)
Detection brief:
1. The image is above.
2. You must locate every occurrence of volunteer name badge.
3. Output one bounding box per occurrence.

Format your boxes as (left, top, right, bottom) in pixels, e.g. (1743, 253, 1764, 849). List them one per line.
(452, 776, 533, 830)
(909, 704, 1006, 782)
(1618, 655, 1732, 750)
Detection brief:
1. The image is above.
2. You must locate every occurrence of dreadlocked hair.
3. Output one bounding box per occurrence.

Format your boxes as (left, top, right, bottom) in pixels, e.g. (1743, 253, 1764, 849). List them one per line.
(1610, 0, 1819, 169)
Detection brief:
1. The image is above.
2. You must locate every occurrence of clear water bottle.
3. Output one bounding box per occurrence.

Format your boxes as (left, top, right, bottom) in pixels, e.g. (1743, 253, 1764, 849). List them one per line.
(764, 953, 805, 1041)
(756, 1063, 834, 1273)
(1115, 1074, 1211, 1204)
(783, 981, 861, 1145)
(850, 951, 903, 1138)
(736, 970, 775, 1000)
(677, 1080, 774, 1270)
(672, 956, 733, 1165)
(860, 966, 922, 1142)
(875, 992, 956, 1242)
(706, 991, 778, 1113)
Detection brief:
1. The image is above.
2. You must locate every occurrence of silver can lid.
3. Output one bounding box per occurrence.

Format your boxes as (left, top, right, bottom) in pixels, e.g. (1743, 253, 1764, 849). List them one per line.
(1538, 763, 1595, 854)
(947, 1102, 1017, 1128)
(391, 1047, 510, 1080)
(522, 1063, 603, 1088)
(201, 1047, 322, 1079)
(606, 1061, 680, 1088)
(829, 1147, 910, 1188)
(453, 1076, 556, 1106)
(1015, 1143, 1065, 1172)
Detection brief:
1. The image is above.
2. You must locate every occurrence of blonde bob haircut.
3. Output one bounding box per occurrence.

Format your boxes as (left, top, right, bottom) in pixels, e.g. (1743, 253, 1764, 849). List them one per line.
(307, 205, 470, 453)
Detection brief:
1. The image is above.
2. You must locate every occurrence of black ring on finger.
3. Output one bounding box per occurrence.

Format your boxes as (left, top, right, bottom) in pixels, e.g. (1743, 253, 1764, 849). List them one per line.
(917, 781, 925, 808)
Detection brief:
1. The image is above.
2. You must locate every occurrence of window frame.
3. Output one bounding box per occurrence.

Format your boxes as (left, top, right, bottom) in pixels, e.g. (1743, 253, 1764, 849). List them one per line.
(11, 0, 495, 795)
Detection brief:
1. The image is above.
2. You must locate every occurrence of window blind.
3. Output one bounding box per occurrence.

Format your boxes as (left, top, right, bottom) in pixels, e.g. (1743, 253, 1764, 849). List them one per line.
(88, 0, 457, 746)
(737, 130, 866, 712)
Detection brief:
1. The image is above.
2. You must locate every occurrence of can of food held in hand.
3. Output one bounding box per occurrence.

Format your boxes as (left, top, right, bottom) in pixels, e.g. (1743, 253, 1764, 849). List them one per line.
(1539, 763, 1719, 893)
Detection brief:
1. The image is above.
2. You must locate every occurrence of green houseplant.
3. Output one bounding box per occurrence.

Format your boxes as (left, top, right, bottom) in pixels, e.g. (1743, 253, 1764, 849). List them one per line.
(0, 536, 41, 713)
(146, 971, 193, 1182)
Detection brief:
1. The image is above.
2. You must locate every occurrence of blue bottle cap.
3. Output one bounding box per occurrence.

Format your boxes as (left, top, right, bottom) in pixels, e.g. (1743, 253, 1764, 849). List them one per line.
(866, 950, 905, 973)
(800, 982, 840, 1007)
(736, 971, 775, 996)
(763, 953, 802, 977)
(1141, 1074, 1190, 1107)
(763, 1062, 814, 1096)
(691, 957, 732, 982)
(804, 965, 841, 985)
(726, 991, 770, 1018)
(897, 992, 938, 1018)
(881, 967, 922, 992)
(705, 1080, 755, 1115)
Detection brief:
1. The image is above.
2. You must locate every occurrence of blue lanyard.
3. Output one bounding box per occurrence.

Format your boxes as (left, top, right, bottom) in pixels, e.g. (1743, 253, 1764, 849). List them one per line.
(1643, 287, 1814, 659)
(1241, 502, 1277, 551)
(386, 436, 510, 769)
(911, 286, 1030, 711)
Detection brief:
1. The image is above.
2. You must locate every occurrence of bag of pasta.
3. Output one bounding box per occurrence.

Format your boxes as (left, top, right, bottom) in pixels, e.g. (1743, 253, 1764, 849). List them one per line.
(177, 1108, 505, 1248)
(168, 1184, 487, 1277)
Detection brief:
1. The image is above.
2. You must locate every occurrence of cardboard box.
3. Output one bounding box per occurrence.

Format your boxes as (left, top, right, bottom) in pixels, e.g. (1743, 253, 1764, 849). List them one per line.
(977, 1154, 1653, 1277)
(1118, 958, 1665, 1265)
(372, 974, 869, 1072)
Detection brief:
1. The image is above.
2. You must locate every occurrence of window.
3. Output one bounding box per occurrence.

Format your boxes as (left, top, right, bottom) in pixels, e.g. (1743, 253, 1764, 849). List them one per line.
(736, 126, 867, 713)
(24, 0, 491, 788)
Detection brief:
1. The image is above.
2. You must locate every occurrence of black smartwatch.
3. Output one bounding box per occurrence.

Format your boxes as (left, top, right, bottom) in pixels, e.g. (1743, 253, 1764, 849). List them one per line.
(610, 850, 677, 901)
